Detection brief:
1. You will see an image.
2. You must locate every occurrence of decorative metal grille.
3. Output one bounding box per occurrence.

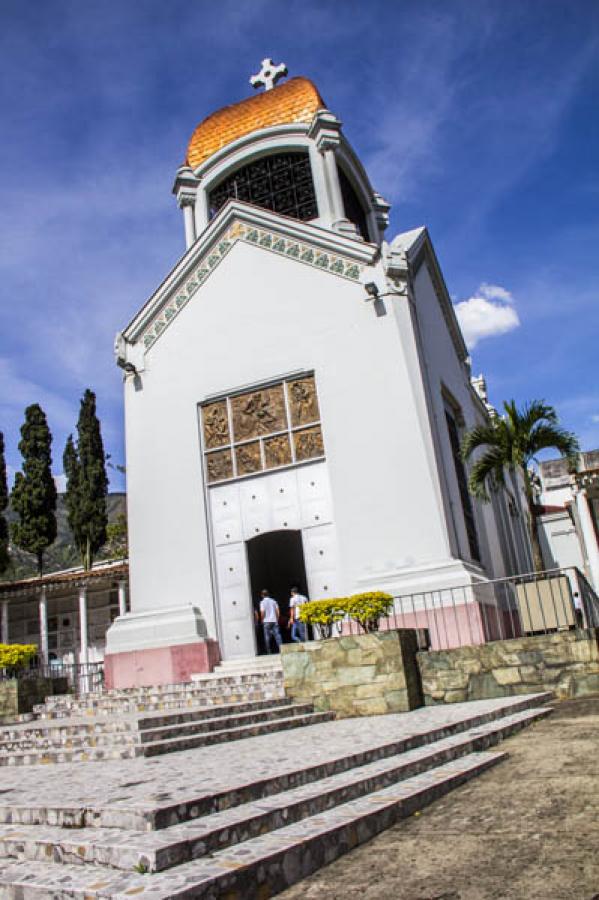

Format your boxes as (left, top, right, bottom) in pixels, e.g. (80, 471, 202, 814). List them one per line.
(208, 152, 318, 222)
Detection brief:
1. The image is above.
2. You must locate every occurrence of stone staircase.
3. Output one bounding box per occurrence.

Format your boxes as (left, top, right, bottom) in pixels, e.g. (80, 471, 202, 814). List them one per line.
(0, 692, 552, 898)
(0, 658, 328, 767)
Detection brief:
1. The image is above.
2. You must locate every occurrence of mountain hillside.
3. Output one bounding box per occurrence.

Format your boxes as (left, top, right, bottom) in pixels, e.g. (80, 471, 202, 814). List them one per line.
(3, 493, 127, 581)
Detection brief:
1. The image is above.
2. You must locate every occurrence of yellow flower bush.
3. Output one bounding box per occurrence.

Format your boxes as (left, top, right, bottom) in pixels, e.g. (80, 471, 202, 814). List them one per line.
(298, 592, 393, 637)
(345, 592, 394, 632)
(0, 644, 38, 670)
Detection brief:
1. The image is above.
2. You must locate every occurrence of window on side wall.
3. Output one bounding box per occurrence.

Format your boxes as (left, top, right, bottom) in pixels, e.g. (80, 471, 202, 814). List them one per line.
(445, 405, 481, 563)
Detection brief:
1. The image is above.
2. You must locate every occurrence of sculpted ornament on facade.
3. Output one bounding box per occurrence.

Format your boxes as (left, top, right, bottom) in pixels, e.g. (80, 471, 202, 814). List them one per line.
(202, 401, 230, 449)
(235, 442, 262, 475)
(264, 434, 292, 469)
(232, 386, 286, 441)
(289, 376, 319, 426)
(294, 426, 324, 461)
(206, 449, 233, 483)
(202, 374, 324, 483)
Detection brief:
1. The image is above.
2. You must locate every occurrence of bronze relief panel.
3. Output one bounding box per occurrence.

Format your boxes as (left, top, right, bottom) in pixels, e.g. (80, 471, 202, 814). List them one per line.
(231, 385, 287, 442)
(206, 449, 233, 483)
(235, 442, 262, 476)
(294, 426, 324, 461)
(288, 376, 319, 427)
(264, 434, 292, 469)
(202, 401, 230, 449)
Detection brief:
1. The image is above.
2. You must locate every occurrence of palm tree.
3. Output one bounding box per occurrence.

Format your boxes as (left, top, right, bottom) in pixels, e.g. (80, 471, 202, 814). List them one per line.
(461, 400, 579, 572)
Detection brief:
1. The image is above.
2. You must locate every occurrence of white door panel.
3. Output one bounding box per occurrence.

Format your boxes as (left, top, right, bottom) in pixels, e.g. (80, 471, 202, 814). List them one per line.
(210, 484, 242, 524)
(302, 524, 340, 599)
(214, 543, 255, 658)
(213, 516, 243, 546)
(298, 464, 332, 527)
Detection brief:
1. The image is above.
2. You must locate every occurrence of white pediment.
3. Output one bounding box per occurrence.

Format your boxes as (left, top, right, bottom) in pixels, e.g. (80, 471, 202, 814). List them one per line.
(122, 201, 377, 355)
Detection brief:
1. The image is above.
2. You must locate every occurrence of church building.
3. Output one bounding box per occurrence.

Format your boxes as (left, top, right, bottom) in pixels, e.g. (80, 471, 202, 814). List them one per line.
(105, 61, 531, 688)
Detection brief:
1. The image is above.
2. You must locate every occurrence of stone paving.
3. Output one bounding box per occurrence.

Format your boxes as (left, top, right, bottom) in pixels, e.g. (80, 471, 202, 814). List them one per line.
(0, 694, 546, 817)
(0, 694, 552, 898)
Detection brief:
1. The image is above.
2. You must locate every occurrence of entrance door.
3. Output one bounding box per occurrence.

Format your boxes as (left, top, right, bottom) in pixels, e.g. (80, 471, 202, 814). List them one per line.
(247, 530, 308, 652)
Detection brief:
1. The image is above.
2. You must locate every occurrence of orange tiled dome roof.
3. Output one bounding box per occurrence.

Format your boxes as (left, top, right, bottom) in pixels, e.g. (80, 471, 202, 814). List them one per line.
(186, 77, 326, 170)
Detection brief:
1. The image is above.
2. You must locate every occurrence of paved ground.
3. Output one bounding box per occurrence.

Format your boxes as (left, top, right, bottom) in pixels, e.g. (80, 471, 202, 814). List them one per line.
(0, 696, 533, 814)
(281, 697, 599, 900)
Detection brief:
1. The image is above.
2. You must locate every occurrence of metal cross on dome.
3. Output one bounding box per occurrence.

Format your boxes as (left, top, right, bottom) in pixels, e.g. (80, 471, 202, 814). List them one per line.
(250, 58, 288, 91)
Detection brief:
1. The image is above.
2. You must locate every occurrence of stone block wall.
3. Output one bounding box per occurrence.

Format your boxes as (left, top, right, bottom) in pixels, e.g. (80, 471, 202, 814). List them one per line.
(0, 677, 69, 720)
(281, 629, 423, 717)
(418, 628, 599, 704)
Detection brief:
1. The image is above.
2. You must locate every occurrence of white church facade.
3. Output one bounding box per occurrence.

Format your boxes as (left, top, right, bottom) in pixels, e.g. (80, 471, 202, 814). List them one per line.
(105, 62, 532, 688)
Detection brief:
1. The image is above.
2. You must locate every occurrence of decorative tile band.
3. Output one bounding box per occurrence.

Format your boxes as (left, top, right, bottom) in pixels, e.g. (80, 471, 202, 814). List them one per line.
(142, 221, 364, 350)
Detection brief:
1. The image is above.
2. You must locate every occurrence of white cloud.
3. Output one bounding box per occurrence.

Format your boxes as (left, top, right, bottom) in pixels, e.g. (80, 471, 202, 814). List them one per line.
(478, 283, 514, 303)
(454, 283, 520, 349)
(591, 414, 599, 424)
(54, 474, 67, 493)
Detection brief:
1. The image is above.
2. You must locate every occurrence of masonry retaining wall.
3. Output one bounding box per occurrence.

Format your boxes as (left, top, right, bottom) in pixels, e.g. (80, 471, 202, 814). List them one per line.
(281, 629, 423, 717)
(417, 628, 599, 704)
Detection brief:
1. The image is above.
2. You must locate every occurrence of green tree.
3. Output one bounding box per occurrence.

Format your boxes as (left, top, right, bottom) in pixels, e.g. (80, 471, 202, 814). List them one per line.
(0, 432, 9, 575)
(11, 405, 58, 576)
(461, 400, 579, 572)
(104, 512, 128, 559)
(64, 390, 109, 571)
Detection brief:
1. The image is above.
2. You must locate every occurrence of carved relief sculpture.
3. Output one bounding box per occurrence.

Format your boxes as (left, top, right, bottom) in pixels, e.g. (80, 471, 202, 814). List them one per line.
(288, 376, 319, 426)
(231, 385, 287, 441)
(206, 449, 233, 483)
(235, 442, 262, 476)
(264, 434, 292, 469)
(202, 401, 230, 448)
(294, 426, 324, 461)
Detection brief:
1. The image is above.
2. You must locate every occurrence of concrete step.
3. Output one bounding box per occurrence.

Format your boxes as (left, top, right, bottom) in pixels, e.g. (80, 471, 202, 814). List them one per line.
(0, 692, 552, 829)
(0, 710, 334, 767)
(0, 702, 311, 754)
(0, 707, 548, 874)
(34, 679, 285, 719)
(0, 751, 507, 898)
(0, 697, 293, 743)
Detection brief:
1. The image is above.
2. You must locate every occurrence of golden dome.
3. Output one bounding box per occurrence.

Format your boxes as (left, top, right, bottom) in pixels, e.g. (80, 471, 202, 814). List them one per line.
(186, 77, 326, 170)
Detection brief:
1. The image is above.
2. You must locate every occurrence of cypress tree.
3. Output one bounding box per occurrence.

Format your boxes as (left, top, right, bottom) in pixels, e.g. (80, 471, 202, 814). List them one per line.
(64, 390, 109, 571)
(11, 405, 57, 577)
(0, 432, 9, 575)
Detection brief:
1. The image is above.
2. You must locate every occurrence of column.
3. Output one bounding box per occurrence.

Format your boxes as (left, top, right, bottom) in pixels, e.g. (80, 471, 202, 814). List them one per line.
(39, 587, 49, 664)
(321, 147, 345, 222)
(576, 490, 599, 592)
(79, 585, 89, 667)
(1, 600, 8, 644)
(117, 579, 127, 617)
(182, 202, 196, 249)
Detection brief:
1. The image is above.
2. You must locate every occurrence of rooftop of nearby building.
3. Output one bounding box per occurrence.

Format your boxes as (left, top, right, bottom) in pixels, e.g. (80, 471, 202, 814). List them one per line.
(0, 559, 128, 596)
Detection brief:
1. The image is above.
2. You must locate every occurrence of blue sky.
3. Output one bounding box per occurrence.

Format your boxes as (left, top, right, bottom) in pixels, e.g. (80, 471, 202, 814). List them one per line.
(1, 0, 598, 492)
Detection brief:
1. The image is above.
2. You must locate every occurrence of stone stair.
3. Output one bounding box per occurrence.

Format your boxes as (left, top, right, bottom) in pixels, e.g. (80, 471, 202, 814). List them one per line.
(0, 693, 552, 898)
(0, 664, 328, 766)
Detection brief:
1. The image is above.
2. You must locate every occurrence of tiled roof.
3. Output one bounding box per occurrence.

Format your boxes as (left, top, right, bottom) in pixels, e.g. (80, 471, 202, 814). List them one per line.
(186, 77, 325, 170)
(0, 560, 128, 595)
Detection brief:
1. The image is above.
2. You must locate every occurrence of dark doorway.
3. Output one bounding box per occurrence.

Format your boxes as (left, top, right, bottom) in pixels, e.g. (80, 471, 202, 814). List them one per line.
(246, 530, 308, 653)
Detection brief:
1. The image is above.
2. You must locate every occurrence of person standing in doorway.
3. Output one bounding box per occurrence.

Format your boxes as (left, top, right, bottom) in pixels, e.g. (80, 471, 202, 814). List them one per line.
(289, 586, 308, 643)
(260, 589, 282, 654)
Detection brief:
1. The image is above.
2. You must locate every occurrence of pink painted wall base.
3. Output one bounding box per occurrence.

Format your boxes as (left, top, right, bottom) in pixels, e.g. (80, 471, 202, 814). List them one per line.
(104, 639, 221, 689)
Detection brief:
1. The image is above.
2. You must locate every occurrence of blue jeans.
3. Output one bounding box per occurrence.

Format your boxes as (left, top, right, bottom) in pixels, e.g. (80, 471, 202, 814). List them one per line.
(291, 621, 306, 643)
(263, 622, 282, 654)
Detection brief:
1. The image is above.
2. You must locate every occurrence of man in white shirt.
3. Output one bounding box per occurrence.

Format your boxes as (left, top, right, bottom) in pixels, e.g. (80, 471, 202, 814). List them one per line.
(259, 589, 282, 654)
(289, 586, 308, 642)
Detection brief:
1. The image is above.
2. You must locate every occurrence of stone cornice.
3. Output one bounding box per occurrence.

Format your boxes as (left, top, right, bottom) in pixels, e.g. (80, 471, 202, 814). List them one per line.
(122, 201, 377, 353)
(397, 229, 469, 364)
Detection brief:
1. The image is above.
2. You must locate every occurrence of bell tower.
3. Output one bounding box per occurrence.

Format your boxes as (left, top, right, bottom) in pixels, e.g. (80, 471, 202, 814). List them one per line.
(173, 60, 390, 249)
